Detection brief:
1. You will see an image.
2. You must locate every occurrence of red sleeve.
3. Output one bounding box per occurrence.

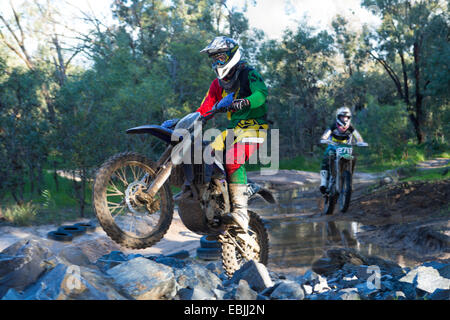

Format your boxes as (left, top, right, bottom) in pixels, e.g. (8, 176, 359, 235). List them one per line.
(196, 79, 222, 116)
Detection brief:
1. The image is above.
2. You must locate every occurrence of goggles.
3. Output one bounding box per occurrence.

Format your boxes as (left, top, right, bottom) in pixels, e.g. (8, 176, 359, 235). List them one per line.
(210, 52, 229, 68)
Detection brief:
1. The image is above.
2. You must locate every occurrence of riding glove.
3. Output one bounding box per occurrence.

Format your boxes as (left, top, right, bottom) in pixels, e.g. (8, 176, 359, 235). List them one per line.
(230, 99, 250, 111)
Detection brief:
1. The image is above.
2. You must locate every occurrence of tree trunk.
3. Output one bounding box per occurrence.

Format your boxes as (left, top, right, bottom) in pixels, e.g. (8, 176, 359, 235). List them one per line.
(53, 161, 59, 192)
(407, 111, 423, 144)
(413, 40, 424, 144)
(80, 169, 86, 218)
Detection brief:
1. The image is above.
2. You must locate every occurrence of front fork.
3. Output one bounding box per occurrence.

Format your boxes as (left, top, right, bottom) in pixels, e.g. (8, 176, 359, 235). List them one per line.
(137, 145, 174, 202)
(328, 155, 353, 195)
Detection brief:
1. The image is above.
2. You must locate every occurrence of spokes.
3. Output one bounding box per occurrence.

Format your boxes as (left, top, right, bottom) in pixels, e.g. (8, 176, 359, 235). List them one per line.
(105, 162, 162, 238)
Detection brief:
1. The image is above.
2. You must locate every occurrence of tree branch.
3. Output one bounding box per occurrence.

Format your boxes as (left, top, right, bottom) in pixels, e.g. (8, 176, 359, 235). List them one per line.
(0, 8, 34, 70)
(367, 50, 404, 99)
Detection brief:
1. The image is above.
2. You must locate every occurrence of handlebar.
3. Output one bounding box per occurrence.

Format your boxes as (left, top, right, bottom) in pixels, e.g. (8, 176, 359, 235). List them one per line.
(320, 139, 368, 147)
(202, 92, 235, 122)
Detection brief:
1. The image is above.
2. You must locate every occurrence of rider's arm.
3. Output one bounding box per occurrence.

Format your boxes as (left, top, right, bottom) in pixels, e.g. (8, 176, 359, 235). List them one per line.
(196, 79, 221, 116)
(246, 69, 268, 109)
(320, 128, 332, 141)
(352, 129, 364, 143)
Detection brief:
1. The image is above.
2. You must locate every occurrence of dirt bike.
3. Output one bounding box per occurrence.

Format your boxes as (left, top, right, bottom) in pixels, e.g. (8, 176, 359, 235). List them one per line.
(92, 94, 275, 277)
(320, 139, 368, 215)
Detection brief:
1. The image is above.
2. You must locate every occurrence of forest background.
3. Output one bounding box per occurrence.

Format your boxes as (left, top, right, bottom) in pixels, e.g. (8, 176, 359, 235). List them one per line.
(0, 0, 448, 221)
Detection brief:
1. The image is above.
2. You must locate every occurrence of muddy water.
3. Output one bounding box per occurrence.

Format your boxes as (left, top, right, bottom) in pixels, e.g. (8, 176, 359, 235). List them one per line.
(251, 185, 417, 276)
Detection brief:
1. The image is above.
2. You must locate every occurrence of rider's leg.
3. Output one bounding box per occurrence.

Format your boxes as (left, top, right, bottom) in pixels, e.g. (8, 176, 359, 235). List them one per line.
(320, 147, 330, 193)
(173, 164, 194, 201)
(320, 145, 336, 193)
(225, 143, 259, 232)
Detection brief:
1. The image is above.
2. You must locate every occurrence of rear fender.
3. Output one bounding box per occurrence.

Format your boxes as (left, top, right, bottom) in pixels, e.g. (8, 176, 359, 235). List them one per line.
(126, 125, 182, 145)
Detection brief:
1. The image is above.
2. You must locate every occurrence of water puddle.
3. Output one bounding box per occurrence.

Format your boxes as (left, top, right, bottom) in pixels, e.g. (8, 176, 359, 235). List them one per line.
(251, 186, 418, 276)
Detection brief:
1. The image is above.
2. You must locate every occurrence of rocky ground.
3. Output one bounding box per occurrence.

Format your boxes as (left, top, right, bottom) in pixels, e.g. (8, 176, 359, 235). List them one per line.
(0, 238, 448, 300)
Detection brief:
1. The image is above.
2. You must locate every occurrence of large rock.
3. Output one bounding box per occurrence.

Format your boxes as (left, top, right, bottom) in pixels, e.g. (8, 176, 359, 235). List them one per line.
(399, 265, 450, 295)
(107, 257, 176, 300)
(230, 261, 274, 292)
(235, 280, 258, 300)
(58, 246, 93, 268)
(174, 262, 222, 292)
(312, 248, 366, 276)
(270, 280, 305, 300)
(327, 248, 366, 266)
(2, 264, 125, 300)
(311, 258, 341, 276)
(0, 239, 52, 298)
(74, 238, 123, 263)
(95, 251, 142, 272)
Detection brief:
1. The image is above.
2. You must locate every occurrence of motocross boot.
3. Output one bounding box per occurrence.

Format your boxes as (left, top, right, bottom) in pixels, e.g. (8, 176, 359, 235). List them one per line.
(319, 170, 328, 194)
(228, 184, 249, 233)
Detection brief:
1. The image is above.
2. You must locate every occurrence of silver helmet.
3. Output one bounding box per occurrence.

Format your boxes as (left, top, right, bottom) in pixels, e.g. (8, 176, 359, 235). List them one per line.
(336, 107, 352, 128)
(200, 36, 242, 80)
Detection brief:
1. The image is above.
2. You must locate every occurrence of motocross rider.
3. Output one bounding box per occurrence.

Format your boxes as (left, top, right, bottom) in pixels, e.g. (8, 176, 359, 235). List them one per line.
(174, 36, 269, 233)
(319, 107, 365, 194)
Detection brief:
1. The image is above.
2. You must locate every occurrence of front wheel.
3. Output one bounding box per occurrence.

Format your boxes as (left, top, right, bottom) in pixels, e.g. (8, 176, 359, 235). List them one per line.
(221, 211, 269, 278)
(339, 170, 352, 213)
(323, 191, 337, 215)
(92, 152, 174, 249)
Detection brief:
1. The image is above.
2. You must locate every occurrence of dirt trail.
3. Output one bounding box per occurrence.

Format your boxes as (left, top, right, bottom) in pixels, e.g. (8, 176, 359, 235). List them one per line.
(343, 180, 450, 263)
(416, 157, 450, 170)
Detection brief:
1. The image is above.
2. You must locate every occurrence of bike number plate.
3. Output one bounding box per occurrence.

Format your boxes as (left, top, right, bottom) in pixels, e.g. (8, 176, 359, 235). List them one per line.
(336, 147, 353, 156)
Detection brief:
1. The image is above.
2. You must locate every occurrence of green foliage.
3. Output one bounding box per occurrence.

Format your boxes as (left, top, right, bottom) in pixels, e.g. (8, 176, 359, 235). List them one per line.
(2, 201, 39, 226)
(0, 66, 50, 203)
(355, 98, 411, 164)
(257, 21, 335, 155)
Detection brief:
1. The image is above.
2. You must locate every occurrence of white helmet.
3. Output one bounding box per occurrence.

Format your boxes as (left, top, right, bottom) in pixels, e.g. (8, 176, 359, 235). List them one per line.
(200, 36, 241, 80)
(336, 107, 352, 129)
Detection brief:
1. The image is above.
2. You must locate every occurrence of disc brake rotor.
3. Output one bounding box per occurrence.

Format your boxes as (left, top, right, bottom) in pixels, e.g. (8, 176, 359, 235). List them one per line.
(125, 181, 148, 215)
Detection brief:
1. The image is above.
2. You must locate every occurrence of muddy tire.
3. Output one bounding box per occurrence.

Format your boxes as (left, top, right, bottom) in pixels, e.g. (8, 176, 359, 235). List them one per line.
(200, 235, 221, 249)
(221, 211, 269, 278)
(197, 247, 222, 260)
(323, 192, 337, 215)
(93, 152, 174, 249)
(57, 225, 87, 236)
(47, 231, 74, 242)
(339, 170, 352, 213)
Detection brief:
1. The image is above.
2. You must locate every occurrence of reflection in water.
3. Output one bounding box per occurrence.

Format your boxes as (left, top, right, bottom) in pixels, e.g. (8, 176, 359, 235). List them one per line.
(252, 187, 414, 276)
(268, 220, 362, 272)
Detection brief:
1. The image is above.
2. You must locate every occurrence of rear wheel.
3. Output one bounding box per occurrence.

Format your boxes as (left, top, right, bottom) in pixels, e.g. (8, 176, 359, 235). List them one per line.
(93, 152, 174, 249)
(221, 211, 269, 278)
(339, 170, 352, 213)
